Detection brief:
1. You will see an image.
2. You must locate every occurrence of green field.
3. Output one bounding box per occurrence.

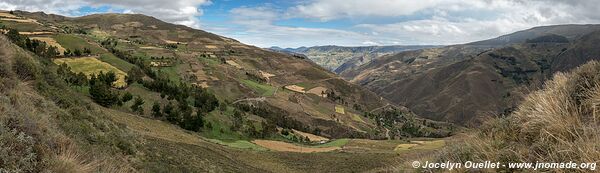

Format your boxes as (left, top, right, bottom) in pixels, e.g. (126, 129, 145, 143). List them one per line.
(99, 53, 136, 72)
(241, 79, 276, 96)
(53, 34, 105, 54)
(205, 138, 267, 151)
(1, 21, 44, 31)
(394, 140, 445, 153)
(312, 138, 350, 148)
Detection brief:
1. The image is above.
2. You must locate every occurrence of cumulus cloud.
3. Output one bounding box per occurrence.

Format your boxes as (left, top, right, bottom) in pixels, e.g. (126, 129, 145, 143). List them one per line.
(278, 0, 600, 46)
(2, 0, 600, 47)
(223, 6, 372, 47)
(0, 0, 210, 28)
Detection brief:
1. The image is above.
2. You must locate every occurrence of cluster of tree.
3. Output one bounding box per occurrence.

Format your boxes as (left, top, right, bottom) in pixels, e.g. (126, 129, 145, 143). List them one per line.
(101, 37, 224, 132)
(56, 63, 88, 86)
(63, 47, 92, 57)
(149, 100, 205, 132)
(235, 103, 311, 133)
(5, 29, 59, 58)
(61, 26, 88, 34)
(367, 108, 454, 138)
(280, 129, 311, 143)
(102, 38, 158, 79)
(166, 44, 178, 49)
(89, 71, 122, 107)
(229, 108, 277, 138)
(325, 89, 344, 104)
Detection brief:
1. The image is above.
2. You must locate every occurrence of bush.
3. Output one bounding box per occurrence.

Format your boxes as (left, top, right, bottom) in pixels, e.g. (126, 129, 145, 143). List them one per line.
(12, 55, 39, 81)
(0, 127, 40, 173)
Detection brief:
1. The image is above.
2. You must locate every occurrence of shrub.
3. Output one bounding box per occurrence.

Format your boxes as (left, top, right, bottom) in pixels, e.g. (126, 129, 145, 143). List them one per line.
(12, 55, 39, 81)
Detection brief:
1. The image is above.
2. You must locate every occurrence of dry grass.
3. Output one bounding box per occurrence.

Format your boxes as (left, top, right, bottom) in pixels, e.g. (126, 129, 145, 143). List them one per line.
(31, 37, 65, 55)
(292, 129, 329, 142)
(18, 31, 54, 35)
(1, 18, 39, 24)
(0, 12, 18, 18)
(52, 57, 128, 87)
(307, 86, 327, 97)
(284, 85, 305, 93)
(335, 105, 345, 114)
(435, 61, 600, 172)
(225, 60, 242, 69)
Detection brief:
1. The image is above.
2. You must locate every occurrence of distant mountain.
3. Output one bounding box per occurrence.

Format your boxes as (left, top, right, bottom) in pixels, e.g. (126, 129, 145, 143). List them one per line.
(469, 24, 600, 46)
(269, 45, 439, 74)
(343, 24, 600, 126)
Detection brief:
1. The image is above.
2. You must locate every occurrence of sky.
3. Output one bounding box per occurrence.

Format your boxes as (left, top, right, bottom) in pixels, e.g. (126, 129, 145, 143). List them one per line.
(1, 0, 600, 48)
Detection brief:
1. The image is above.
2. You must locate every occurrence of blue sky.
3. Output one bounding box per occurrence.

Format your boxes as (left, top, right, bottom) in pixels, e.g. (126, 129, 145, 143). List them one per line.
(2, 0, 600, 48)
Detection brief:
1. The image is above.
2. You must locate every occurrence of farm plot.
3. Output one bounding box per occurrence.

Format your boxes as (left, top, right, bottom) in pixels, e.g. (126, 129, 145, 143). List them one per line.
(30, 37, 65, 55)
(393, 140, 445, 153)
(226, 60, 242, 69)
(53, 57, 128, 87)
(292, 129, 329, 142)
(53, 34, 104, 54)
(335, 105, 345, 114)
(241, 79, 276, 96)
(252, 140, 340, 153)
(307, 86, 328, 97)
(284, 85, 305, 93)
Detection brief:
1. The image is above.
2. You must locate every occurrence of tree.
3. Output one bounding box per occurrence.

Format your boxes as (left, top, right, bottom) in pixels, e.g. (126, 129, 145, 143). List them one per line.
(152, 102, 162, 118)
(45, 46, 59, 58)
(164, 102, 179, 123)
(64, 49, 72, 57)
(130, 96, 145, 114)
(73, 49, 82, 56)
(122, 92, 133, 102)
(194, 89, 219, 113)
(96, 71, 117, 86)
(83, 47, 92, 55)
(126, 67, 144, 84)
(231, 110, 244, 131)
(89, 75, 119, 107)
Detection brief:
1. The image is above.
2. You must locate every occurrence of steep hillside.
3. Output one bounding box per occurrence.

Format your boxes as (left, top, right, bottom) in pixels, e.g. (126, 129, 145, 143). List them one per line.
(469, 24, 600, 46)
(344, 24, 600, 125)
(272, 45, 437, 74)
(434, 61, 600, 172)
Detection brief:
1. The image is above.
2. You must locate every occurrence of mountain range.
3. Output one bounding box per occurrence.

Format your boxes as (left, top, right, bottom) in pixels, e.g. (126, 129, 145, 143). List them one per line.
(341, 24, 600, 125)
(269, 45, 438, 74)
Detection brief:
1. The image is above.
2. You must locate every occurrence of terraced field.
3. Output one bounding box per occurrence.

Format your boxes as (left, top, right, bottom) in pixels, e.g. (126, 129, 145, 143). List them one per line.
(53, 57, 128, 87)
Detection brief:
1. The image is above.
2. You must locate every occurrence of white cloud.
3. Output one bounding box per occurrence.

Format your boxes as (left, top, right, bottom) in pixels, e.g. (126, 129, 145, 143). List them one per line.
(0, 0, 210, 28)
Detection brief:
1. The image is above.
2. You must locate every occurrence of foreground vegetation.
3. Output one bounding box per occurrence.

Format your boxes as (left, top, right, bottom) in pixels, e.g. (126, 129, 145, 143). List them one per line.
(434, 61, 600, 172)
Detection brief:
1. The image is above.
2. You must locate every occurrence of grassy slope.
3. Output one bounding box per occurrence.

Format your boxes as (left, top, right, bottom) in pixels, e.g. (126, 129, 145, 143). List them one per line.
(241, 79, 276, 96)
(435, 61, 600, 172)
(53, 34, 104, 53)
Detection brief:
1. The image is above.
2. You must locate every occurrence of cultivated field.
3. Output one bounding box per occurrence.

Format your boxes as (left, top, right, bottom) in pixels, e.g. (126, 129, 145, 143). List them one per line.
(31, 37, 66, 55)
(252, 140, 340, 153)
(285, 85, 305, 93)
(292, 129, 329, 142)
(307, 86, 327, 97)
(53, 57, 128, 87)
